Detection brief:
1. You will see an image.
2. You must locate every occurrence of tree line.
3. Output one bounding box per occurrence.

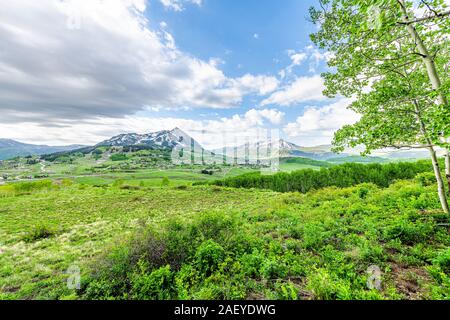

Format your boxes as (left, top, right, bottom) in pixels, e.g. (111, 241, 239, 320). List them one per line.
(207, 161, 434, 194)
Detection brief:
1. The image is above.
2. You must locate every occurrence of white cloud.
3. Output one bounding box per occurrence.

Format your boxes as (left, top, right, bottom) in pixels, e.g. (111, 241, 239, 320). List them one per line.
(278, 51, 308, 79)
(283, 46, 334, 74)
(261, 75, 326, 106)
(0, 108, 284, 149)
(0, 0, 277, 125)
(159, 0, 202, 12)
(290, 52, 307, 66)
(242, 108, 285, 125)
(233, 74, 279, 95)
(283, 99, 360, 146)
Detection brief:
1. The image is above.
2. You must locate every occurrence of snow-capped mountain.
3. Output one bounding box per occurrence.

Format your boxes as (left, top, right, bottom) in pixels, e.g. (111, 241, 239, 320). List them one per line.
(278, 139, 301, 151)
(213, 139, 348, 161)
(97, 128, 203, 150)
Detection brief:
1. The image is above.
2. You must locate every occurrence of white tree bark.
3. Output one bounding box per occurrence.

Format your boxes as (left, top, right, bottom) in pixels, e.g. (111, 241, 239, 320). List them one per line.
(446, 150, 450, 195)
(413, 100, 450, 213)
(399, 0, 450, 212)
(429, 147, 450, 213)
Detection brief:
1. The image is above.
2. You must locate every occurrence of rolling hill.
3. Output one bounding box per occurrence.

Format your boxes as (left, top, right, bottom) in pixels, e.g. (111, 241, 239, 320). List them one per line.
(0, 139, 84, 160)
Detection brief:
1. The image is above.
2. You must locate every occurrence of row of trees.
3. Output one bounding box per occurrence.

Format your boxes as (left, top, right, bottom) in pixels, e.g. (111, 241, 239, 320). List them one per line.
(309, 0, 450, 212)
(210, 161, 433, 193)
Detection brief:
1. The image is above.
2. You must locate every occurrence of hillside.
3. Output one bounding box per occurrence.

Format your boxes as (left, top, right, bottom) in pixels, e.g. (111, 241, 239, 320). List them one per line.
(327, 155, 390, 164)
(279, 157, 332, 172)
(0, 173, 448, 300)
(0, 139, 84, 160)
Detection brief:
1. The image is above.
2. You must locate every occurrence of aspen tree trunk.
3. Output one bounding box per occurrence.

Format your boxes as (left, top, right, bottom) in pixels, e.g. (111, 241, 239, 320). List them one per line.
(429, 147, 450, 213)
(398, 1, 448, 106)
(399, 1, 450, 212)
(446, 150, 450, 195)
(414, 100, 450, 213)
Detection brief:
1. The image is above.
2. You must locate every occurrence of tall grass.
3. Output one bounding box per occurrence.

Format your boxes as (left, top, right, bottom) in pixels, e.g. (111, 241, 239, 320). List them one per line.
(0, 179, 54, 197)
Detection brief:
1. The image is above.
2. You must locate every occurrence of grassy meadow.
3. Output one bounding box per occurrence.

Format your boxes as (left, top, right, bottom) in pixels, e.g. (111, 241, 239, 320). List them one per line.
(0, 161, 449, 300)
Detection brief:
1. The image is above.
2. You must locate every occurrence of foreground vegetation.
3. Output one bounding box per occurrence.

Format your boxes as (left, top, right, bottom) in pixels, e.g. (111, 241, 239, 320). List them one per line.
(0, 165, 448, 300)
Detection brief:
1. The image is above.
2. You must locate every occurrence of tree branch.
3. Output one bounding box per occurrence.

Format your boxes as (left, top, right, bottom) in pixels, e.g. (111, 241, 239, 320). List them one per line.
(387, 144, 434, 149)
(397, 10, 450, 25)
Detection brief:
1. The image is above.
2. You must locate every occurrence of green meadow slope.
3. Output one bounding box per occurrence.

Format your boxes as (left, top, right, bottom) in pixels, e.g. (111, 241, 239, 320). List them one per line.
(0, 174, 448, 300)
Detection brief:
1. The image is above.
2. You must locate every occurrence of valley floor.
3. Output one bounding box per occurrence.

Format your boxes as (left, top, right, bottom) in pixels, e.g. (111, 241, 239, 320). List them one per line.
(0, 180, 449, 300)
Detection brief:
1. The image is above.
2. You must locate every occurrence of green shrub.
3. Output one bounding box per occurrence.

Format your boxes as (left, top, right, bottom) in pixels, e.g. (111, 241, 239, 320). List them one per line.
(110, 154, 128, 161)
(260, 258, 288, 279)
(195, 240, 225, 276)
(415, 172, 436, 187)
(82, 213, 240, 300)
(240, 250, 265, 277)
(23, 225, 56, 242)
(0, 185, 15, 197)
(384, 220, 435, 245)
(12, 180, 53, 194)
(131, 263, 175, 300)
(411, 192, 440, 210)
(112, 179, 124, 187)
(120, 185, 141, 190)
(358, 186, 370, 199)
(267, 281, 299, 300)
(432, 248, 450, 274)
(307, 269, 352, 300)
(161, 177, 170, 187)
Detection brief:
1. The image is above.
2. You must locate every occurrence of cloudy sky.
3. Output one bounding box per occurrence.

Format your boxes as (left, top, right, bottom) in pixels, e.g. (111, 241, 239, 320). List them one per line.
(0, 0, 361, 148)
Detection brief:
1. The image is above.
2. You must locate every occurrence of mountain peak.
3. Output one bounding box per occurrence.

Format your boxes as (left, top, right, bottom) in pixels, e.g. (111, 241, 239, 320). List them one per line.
(96, 128, 202, 150)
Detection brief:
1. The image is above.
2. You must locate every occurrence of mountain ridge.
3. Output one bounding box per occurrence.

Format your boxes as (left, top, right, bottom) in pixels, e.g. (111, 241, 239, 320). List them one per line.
(1, 128, 432, 162)
(0, 139, 85, 160)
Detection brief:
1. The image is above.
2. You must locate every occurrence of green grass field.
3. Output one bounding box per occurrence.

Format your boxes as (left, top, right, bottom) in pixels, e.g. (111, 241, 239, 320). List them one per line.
(0, 173, 448, 300)
(279, 157, 331, 172)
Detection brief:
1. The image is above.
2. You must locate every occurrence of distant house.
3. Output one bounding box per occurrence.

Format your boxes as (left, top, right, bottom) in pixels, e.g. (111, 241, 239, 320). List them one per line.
(0, 177, 4, 185)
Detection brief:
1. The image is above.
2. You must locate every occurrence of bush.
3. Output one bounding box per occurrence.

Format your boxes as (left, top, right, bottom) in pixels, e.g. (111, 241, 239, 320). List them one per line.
(307, 269, 352, 300)
(357, 186, 370, 199)
(267, 281, 299, 300)
(432, 248, 450, 274)
(195, 240, 225, 276)
(110, 154, 128, 161)
(12, 180, 53, 194)
(415, 172, 436, 187)
(384, 220, 435, 245)
(260, 258, 288, 279)
(240, 250, 265, 277)
(131, 263, 175, 300)
(112, 179, 124, 187)
(120, 185, 141, 190)
(81, 213, 243, 300)
(23, 225, 56, 242)
(161, 177, 170, 187)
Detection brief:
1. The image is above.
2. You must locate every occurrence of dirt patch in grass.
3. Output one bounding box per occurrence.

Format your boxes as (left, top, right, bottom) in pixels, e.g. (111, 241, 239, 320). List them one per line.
(247, 292, 266, 300)
(389, 263, 431, 300)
